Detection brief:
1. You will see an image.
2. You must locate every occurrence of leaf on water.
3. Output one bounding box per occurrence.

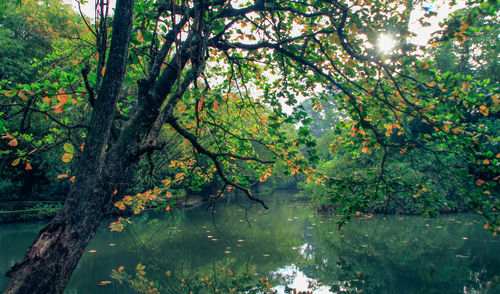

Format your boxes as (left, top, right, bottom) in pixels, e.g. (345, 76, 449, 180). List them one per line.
(88, 250, 97, 253)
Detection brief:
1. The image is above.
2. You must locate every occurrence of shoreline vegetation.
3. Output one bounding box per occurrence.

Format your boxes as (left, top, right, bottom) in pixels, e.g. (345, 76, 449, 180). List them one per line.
(0, 184, 475, 224)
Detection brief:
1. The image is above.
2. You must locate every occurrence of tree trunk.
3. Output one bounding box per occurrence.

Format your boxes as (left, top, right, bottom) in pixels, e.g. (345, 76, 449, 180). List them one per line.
(2, 0, 134, 292)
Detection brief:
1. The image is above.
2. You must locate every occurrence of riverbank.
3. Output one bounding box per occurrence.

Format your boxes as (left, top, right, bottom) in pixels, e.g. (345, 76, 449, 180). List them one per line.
(0, 194, 211, 224)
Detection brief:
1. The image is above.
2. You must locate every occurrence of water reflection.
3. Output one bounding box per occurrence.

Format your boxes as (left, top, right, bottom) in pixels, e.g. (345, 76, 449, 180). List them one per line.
(0, 191, 499, 293)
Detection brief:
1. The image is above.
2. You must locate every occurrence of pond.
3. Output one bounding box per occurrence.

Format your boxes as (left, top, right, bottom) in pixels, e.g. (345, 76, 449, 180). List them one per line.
(1, 190, 499, 293)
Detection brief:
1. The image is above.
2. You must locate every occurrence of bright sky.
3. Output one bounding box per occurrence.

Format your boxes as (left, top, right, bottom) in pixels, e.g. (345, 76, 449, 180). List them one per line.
(66, 0, 464, 49)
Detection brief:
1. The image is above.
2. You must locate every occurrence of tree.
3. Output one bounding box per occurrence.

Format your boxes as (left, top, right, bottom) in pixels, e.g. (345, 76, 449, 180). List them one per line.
(1, 0, 498, 293)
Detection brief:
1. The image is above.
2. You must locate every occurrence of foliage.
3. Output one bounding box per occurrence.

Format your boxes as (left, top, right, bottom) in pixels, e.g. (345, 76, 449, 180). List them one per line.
(1, 0, 499, 291)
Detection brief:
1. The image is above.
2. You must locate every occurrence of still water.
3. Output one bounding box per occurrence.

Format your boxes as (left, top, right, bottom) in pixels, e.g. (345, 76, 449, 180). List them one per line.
(1, 191, 499, 293)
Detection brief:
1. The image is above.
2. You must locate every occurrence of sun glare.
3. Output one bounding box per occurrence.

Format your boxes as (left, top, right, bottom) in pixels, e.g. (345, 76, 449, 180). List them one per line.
(378, 34, 396, 53)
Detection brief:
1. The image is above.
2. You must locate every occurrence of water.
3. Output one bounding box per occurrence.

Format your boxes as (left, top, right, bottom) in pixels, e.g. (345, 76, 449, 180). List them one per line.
(1, 190, 499, 293)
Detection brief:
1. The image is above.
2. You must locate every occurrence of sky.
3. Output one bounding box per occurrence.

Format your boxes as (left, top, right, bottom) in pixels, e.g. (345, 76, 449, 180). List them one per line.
(64, 0, 464, 49)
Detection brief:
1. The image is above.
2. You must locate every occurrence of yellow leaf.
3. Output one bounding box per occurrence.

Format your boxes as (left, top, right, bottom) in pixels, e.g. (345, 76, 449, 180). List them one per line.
(426, 81, 437, 87)
(11, 158, 20, 166)
(63, 143, 75, 153)
(166, 191, 173, 198)
(483, 159, 490, 165)
(62, 153, 74, 163)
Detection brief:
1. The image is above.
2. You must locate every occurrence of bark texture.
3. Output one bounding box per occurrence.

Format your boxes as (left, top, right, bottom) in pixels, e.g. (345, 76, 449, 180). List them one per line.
(2, 0, 134, 292)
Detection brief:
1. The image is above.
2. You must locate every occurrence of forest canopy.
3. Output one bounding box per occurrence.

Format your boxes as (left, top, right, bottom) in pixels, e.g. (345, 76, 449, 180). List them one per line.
(0, 0, 498, 293)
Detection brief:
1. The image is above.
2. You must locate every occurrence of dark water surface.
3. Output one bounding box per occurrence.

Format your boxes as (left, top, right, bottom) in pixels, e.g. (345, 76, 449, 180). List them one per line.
(1, 191, 499, 293)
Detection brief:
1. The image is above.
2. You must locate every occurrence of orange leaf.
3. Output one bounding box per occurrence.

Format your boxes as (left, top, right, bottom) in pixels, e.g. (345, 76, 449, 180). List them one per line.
(80, 143, 85, 151)
(8, 138, 18, 147)
(479, 105, 489, 116)
(166, 191, 173, 198)
(177, 104, 187, 114)
(475, 179, 485, 186)
(17, 91, 28, 100)
(361, 147, 369, 153)
(62, 153, 74, 162)
(4, 90, 17, 97)
(165, 205, 171, 211)
(69, 176, 75, 182)
(57, 174, 68, 179)
(25, 163, 32, 170)
(136, 31, 144, 42)
(1, 133, 13, 139)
